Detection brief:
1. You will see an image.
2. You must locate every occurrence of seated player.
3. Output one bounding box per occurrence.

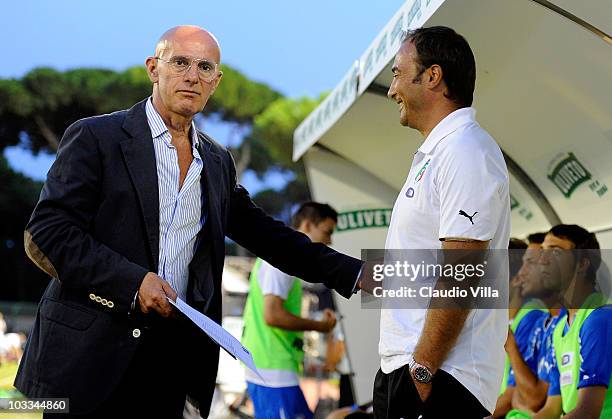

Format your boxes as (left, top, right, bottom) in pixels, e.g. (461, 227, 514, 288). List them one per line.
(503, 235, 566, 418)
(494, 234, 548, 418)
(533, 225, 612, 419)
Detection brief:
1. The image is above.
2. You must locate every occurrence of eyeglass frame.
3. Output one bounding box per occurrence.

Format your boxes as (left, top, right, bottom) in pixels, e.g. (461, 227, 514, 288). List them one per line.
(155, 55, 220, 82)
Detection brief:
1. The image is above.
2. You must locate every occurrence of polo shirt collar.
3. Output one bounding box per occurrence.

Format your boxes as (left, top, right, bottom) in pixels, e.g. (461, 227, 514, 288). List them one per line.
(418, 107, 476, 155)
(145, 97, 200, 150)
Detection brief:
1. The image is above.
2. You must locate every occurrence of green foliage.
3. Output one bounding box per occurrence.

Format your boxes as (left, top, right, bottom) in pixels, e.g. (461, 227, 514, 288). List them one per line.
(0, 80, 32, 149)
(252, 187, 290, 218)
(209, 65, 282, 123)
(0, 155, 42, 227)
(0, 79, 33, 116)
(0, 67, 151, 153)
(22, 68, 72, 112)
(247, 95, 325, 220)
(250, 94, 323, 169)
(0, 155, 49, 302)
(251, 177, 313, 225)
(0, 64, 281, 154)
(89, 67, 151, 113)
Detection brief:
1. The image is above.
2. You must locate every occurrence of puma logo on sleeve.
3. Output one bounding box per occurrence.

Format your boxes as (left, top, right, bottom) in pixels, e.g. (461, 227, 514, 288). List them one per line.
(459, 210, 478, 225)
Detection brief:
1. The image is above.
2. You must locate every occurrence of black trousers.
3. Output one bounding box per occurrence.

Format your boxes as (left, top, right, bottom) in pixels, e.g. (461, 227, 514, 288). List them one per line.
(44, 316, 193, 418)
(373, 365, 490, 419)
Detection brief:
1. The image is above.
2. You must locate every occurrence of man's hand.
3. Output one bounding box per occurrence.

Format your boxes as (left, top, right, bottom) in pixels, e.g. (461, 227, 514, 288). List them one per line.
(317, 308, 337, 333)
(137, 272, 177, 317)
(356, 259, 383, 295)
(409, 362, 434, 402)
(414, 380, 432, 402)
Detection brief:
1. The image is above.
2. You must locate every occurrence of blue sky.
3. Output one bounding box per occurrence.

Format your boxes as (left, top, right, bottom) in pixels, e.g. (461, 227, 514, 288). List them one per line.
(2, 0, 403, 189)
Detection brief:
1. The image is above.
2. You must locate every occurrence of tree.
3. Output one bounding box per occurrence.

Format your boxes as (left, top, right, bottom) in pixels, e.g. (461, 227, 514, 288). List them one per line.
(246, 95, 325, 222)
(0, 65, 281, 154)
(0, 156, 48, 301)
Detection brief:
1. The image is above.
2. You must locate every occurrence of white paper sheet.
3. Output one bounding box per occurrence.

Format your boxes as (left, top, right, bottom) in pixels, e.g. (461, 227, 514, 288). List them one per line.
(169, 297, 265, 382)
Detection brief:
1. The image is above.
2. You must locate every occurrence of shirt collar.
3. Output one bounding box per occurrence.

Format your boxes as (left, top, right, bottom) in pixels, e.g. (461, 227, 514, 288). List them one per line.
(145, 97, 200, 152)
(418, 107, 477, 155)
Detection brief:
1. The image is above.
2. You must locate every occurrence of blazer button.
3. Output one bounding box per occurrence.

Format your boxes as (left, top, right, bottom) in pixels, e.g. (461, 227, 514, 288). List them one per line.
(101, 298, 108, 306)
(108, 301, 114, 308)
(132, 329, 141, 338)
(89, 293, 96, 300)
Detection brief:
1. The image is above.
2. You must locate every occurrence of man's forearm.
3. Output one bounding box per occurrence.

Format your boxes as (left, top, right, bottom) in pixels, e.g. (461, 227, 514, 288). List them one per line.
(413, 308, 470, 371)
(507, 341, 543, 408)
(226, 159, 362, 299)
(563, 387, 607, 419)
(266, 309, 324, 332)
(415, 240, 490, 370)
(564, 406, 599, 419)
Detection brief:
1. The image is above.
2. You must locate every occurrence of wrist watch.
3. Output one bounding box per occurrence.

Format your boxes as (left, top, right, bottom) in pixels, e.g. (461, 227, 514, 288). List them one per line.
(408, 355, 433, 384)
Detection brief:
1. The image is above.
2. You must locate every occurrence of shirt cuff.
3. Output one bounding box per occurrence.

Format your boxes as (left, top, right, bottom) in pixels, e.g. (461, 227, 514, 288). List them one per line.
(351, 264, 364, 294)
(130, 290, 139, 313)
(578, 376, 611, 389)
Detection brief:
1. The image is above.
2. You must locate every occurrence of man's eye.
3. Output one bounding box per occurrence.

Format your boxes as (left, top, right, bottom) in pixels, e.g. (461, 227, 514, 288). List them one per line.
(173, 58, 189, 66)
(198, 62, 213, 72)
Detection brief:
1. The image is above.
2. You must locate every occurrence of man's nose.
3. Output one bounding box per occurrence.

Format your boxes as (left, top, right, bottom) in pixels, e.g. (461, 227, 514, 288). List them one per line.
(515, 272, 524, 284)
(184, 62, 200, 82)
(387, 85, 395, 100)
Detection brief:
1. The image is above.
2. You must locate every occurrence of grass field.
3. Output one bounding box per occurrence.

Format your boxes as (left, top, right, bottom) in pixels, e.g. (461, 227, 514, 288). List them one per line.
(0, 362, 18, 389)
(0, 362, 41, 419)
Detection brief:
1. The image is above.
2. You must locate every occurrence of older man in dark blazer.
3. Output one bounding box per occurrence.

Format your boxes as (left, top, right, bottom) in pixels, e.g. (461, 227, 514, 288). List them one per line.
(15, 25, 362, 418)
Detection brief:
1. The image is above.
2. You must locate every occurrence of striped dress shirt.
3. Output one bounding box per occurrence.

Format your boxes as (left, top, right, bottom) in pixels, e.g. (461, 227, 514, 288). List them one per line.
(145, 98, 206, 300)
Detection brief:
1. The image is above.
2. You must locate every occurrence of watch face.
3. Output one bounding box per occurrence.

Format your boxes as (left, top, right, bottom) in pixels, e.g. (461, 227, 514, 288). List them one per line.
(414, 366, 431, 383)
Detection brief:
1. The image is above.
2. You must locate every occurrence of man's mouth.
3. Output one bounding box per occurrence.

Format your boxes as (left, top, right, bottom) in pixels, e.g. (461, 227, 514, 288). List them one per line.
(177, 90, 200, 96)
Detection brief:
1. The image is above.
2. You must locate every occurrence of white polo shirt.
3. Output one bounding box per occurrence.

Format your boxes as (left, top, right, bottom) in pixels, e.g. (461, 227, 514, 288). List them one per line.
(379, 107, 510, 412)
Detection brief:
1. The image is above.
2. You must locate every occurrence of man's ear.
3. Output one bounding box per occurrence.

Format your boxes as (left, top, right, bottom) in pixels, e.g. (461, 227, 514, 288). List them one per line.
(426, 64, 443, 88)
(145, 56, 159, 83)
(210, 71, 223, 95)
(300, 219, 314, 235)
(577, 257, 591, 276)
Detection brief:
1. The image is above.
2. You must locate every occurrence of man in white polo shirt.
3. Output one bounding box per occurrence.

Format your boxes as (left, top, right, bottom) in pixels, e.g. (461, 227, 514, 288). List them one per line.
(374, 26, 510, 418)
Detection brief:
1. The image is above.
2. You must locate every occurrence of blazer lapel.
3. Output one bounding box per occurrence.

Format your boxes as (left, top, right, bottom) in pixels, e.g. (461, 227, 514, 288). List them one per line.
(120, 100, 160, 271)
(187, 132, 223, 311)
(197, 132, 222, 237)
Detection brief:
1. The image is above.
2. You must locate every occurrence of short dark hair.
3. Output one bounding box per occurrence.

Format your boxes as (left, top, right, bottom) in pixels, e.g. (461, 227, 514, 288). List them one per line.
(527, 232, 546, 245)
(403, 26, 476, 107)
(292, 202, 338, 229)
(509, 238, 528, 249)
(548, 224, 601, 282)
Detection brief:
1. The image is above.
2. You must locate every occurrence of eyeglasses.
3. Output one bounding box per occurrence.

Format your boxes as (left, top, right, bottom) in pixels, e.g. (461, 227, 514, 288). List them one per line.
(156, 55, 219, 82)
